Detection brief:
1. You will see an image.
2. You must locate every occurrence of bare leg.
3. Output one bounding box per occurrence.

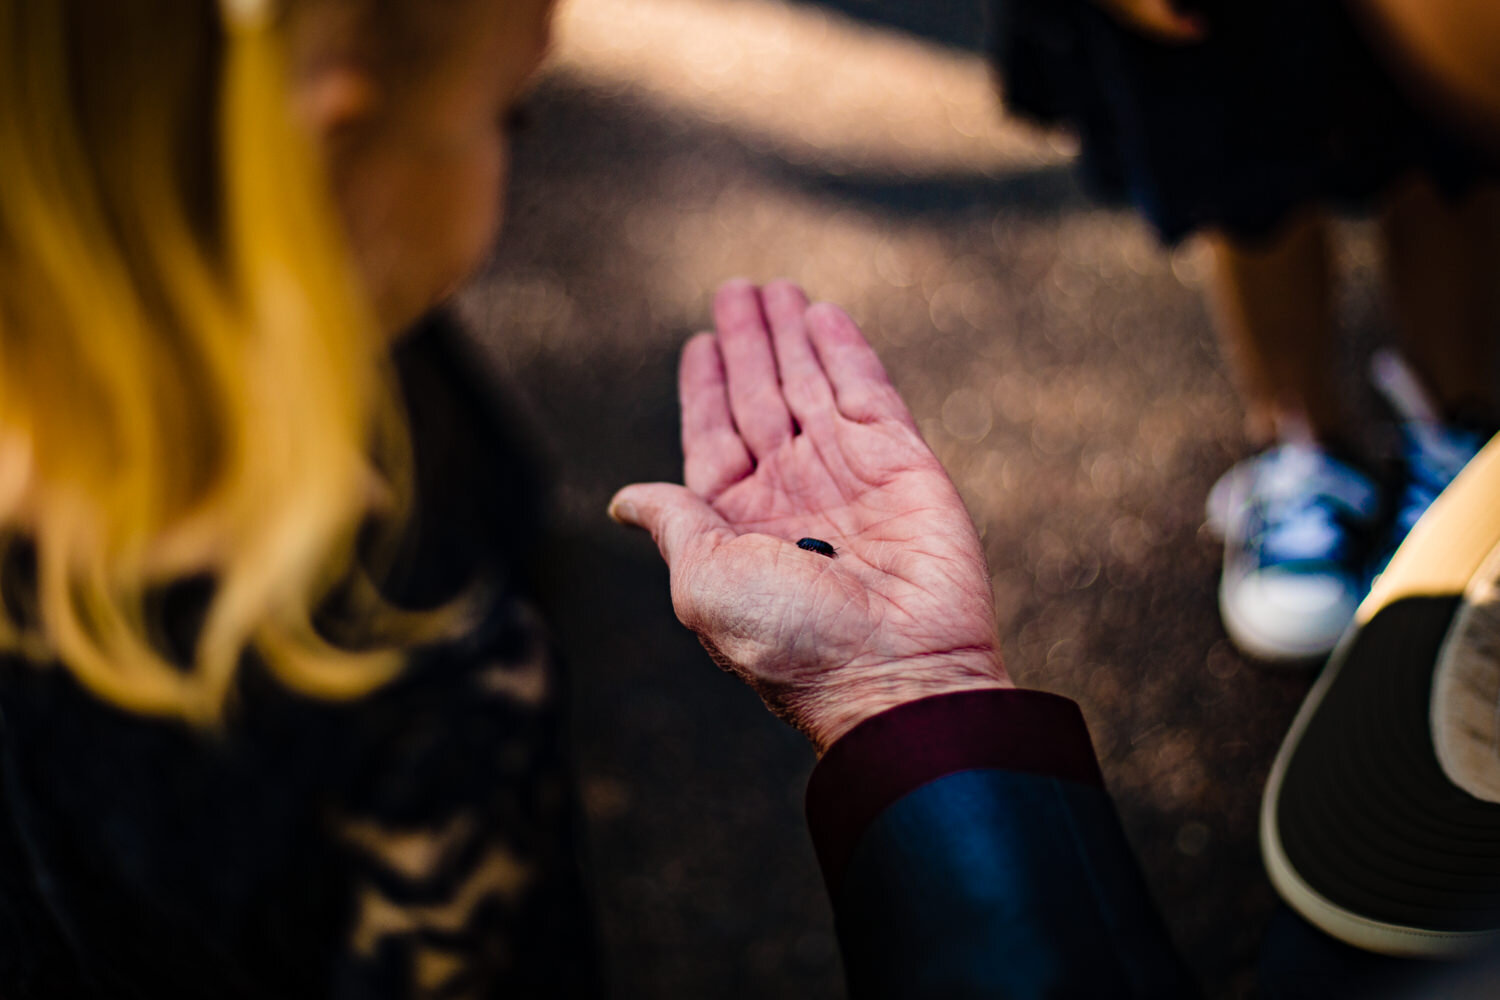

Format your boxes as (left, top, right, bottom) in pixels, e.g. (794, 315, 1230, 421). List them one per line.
(1204, 212, 1354, 449)
(1380, 176, 1500, 426)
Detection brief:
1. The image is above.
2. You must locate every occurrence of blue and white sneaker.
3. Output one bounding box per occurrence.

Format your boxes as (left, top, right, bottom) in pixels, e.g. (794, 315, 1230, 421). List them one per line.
(1207, 443, 1382, 663)
(1381, 421, 1489, 569)
(1370, 349, 1492, 577)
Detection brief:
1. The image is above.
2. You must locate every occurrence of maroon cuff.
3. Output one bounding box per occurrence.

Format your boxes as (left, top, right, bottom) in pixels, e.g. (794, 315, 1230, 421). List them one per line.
(804, 688, 1103, 894)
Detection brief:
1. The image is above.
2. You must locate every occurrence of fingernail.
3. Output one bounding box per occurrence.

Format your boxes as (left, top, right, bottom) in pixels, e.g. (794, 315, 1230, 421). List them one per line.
(608, 499, 636, 525)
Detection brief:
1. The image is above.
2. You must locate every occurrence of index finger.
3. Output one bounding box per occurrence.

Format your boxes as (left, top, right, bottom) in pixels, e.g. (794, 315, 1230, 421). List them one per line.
(680, 333, 755, 499)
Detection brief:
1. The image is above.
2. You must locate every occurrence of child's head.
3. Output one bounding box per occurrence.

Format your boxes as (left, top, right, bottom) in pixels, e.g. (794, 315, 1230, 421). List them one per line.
(288, 0, 554, 328)
(0, 0, 553, 718)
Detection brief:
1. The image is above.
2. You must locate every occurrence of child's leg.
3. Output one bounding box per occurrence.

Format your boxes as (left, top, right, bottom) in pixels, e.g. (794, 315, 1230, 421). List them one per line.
(1202, 215, 1382, 663)
(1204, 212, 1353, 449)
(1380, 176, 1500, 426)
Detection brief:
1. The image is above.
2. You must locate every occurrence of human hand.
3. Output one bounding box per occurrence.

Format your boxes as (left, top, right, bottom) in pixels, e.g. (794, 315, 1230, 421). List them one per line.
(1094, 0, 1207, 44)
(610, 281, 1010, 753)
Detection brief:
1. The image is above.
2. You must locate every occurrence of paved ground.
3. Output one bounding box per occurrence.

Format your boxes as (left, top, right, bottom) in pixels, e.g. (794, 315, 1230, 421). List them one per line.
(457, 1, 1400, 995)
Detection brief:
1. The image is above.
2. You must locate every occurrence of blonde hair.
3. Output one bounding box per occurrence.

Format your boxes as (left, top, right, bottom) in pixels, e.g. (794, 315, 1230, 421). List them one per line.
(0, 0, 421, 721)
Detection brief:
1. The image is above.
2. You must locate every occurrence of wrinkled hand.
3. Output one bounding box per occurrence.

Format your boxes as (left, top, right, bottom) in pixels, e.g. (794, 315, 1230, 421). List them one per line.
(610, 281, 1010, 752)
(1095, 0, 1206, 43)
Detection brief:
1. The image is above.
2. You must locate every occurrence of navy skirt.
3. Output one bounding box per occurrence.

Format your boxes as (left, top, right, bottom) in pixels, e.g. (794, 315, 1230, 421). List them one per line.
(992, 0, 1499, 244)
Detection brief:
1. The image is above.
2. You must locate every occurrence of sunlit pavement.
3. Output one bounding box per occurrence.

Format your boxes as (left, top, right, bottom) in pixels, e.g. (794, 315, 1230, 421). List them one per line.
(458, 1, 1394, 995)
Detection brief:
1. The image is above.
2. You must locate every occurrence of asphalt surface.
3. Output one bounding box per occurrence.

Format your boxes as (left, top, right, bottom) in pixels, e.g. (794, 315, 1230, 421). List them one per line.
(455, 1, 1402, 995)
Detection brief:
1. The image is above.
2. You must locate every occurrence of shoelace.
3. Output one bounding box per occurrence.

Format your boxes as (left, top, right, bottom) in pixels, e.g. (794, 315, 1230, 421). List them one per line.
(1394, 422, 1486, 539)
(1248, 447, 1375, 570)
(1368, 350, 1491, 577)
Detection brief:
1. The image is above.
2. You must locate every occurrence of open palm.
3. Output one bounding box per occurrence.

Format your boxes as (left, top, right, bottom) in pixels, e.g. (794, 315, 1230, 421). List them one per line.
(612, 281, 1009, 750)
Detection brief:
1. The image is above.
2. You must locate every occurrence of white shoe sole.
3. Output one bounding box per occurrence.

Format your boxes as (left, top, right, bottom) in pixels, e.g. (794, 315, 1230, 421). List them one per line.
(1209, 461, 1351, 664)
(1217, 571, 1343, 664)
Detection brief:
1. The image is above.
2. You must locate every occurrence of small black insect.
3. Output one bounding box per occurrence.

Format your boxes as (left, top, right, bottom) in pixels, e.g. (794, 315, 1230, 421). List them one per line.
(796, 537, 837, 559)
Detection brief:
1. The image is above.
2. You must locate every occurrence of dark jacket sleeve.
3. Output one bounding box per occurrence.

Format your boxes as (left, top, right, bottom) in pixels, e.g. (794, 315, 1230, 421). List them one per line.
(806, 690, 1198, 998)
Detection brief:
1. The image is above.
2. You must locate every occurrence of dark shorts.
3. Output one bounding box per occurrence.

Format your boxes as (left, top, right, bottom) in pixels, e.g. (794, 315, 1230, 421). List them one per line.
(991, 0, 1500, 244)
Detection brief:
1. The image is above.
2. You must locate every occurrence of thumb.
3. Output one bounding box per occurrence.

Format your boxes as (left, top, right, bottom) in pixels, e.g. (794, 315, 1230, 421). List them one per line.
(609, 482, 735, 568)
(1101, 0, 1206, 43)
(1134, 0, 1207, 42)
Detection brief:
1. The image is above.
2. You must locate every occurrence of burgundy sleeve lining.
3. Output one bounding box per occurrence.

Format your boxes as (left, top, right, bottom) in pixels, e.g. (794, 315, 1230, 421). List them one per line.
(805, 689, 1103, 895)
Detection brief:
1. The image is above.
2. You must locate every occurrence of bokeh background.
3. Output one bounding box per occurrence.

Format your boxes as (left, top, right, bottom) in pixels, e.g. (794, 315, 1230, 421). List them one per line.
(455, 1, 1399, 995)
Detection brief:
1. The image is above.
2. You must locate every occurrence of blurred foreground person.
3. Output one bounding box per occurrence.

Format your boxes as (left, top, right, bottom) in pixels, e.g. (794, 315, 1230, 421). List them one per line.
(993, 0, 1500, 664)
(0, 0, 604, 994)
